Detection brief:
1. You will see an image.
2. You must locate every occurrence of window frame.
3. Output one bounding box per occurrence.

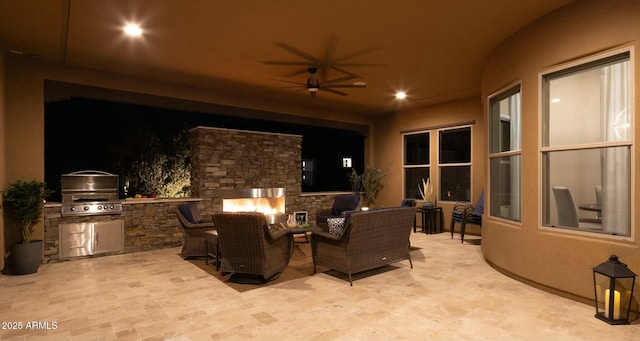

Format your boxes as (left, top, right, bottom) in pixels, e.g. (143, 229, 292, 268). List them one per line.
(539, 48, 634, 237)
(488, 84, 522, 222)
(402, 132, 430, 200)
(438, 125, 472, 203)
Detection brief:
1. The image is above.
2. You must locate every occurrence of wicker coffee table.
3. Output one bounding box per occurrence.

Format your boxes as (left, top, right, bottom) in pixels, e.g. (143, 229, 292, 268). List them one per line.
(287, 224, 317, 242)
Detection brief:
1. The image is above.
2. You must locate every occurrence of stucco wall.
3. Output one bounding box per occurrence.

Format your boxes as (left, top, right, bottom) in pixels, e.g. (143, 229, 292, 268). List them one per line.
(481, 0, 640, 302)
(1, 41, 6, 271)
(372, 97, 485, 229)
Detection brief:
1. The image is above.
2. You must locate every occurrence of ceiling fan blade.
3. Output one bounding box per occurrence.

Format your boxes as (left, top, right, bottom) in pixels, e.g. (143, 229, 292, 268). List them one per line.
(335, 45, 383, 62)
(284, 68, 312, 78)
(333, 62, 388, 67)
(263, 61, 314, 66)
(320, 87, 349, 96)
(274, 42, 320, 63)
(322, 75, 358, 85)
(270, 79, 306, 86)
(326, 65, 359, 78)
(323, 34, 339, 63)
(324, 84, 367, 89)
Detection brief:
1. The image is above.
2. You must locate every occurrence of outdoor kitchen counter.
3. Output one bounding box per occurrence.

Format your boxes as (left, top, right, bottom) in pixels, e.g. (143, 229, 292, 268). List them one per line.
(43, 197, 203, 263)
(120, 197, 200, 205)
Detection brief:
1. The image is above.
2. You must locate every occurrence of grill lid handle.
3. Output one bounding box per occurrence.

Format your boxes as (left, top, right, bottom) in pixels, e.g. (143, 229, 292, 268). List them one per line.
(67, 170, 116, 176)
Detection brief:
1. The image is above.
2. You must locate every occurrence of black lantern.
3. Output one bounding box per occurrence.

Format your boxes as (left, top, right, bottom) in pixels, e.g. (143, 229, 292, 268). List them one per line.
(592, 255, 636, 325)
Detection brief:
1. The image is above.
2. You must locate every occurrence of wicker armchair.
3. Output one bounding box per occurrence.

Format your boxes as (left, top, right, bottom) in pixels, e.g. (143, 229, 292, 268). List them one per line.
(213, 212, 293, 283)
(176, 203, 216, 259)
(311, 206, 416, 285)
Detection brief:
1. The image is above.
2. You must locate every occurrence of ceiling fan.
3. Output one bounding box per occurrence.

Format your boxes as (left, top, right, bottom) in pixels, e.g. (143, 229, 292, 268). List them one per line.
(274, 67, 367, 98)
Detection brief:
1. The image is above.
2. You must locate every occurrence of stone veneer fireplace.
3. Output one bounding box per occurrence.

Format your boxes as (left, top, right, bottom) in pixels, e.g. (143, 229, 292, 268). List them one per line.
(189, 126, 302, 215)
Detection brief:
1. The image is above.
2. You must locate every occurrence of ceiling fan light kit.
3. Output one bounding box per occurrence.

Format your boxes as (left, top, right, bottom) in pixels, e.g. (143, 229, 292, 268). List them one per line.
(263, 40, 382, 99)
(274, 67, 367, 98)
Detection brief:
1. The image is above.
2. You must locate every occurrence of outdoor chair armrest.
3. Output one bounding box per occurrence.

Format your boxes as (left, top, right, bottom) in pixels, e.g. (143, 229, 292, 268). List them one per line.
(266, 225, 290, 240)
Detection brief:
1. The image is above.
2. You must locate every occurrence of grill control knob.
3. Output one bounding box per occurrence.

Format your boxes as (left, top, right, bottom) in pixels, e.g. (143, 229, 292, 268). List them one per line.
(109, 205, 115, 209)
(83, 206, 89, 211)
(70, 207, 76, 212)
(97, 206, 103, 210)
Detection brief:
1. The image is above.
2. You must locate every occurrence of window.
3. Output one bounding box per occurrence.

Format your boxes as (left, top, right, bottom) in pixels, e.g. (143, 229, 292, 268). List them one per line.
(439, 127, 471, 202)
(489, 85, 521, 221)
(302, 159, 315, 188)
(403, 132, 429, 199)
(542, 51, 631, 236)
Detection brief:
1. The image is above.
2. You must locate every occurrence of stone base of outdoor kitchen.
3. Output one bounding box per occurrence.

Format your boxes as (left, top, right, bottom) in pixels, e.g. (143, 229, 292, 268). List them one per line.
(42, 193, 339, 263)
(40, 127, 352, 263)
(43, 198, 200, 263)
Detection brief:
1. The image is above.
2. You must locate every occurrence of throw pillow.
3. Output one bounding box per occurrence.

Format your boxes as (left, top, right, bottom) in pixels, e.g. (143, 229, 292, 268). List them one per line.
(327, 217, 345, 236)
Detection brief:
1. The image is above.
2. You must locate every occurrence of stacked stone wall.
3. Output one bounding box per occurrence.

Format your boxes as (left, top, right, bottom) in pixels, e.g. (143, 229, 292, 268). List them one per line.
(189, 127, 303, 214)
(43, 200, 194, 263)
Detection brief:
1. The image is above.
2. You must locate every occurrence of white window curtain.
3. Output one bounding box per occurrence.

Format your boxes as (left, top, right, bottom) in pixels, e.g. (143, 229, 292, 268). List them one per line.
(510, 93, 522, 221)
(601, 62, 630, 235)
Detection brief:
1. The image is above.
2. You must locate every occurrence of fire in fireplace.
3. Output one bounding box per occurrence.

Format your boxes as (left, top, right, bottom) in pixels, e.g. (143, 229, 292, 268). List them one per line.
(221, 188, 286, 224)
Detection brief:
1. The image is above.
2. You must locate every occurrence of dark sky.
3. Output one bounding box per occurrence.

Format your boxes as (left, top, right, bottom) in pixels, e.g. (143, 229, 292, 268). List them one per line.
(44, 98, 364, 199)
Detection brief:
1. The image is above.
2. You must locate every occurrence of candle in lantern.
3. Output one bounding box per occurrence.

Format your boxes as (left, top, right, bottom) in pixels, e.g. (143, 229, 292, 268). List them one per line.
(604, 289, 621, 319)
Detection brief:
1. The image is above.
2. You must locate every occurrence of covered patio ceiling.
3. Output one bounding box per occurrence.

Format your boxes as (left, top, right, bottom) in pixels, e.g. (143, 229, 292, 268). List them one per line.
(0, 0, 575, 115)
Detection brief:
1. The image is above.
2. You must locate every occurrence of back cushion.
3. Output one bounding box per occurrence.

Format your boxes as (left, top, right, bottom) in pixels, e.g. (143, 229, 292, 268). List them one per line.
(472, 191, 485, 216)
(332, 195, 359, 215)
(401, 199, 417, 207)
(179, 202, 202, 224)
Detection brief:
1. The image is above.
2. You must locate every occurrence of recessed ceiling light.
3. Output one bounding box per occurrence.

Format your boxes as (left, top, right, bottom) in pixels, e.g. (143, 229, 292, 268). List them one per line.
(395, 91, 407, 99)
(551, 98, 561, 103)
(123, 23, 143, 37)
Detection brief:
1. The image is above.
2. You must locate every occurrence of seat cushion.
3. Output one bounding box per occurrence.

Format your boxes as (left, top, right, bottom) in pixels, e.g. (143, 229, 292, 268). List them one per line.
(179, 202, 202, 224)
(451, 210, 464, 222)
(204, 230, 218, 243)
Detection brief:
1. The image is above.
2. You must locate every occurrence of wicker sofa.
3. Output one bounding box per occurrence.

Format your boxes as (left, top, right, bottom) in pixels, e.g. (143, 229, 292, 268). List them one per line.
(311, 206, 416, 285)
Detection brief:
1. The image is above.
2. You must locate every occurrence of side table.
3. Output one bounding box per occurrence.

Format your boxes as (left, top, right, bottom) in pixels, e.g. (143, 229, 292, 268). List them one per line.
(416, 206, 444, 234)
(286, 224, 317, 243)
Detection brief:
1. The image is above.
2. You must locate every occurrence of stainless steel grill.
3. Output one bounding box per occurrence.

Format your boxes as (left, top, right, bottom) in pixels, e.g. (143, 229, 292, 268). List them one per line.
(60, 170, 122, 216)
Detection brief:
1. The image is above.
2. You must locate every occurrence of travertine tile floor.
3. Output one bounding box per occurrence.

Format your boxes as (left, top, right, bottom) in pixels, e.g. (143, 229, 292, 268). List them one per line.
(1, 232, 638, 341)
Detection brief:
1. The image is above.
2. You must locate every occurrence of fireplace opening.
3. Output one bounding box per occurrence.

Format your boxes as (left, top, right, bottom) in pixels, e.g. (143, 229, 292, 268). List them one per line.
(221, 188, 286, 224)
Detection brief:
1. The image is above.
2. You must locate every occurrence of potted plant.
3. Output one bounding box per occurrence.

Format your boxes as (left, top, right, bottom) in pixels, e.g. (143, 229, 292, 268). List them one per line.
(418, 178, 434, 207)
(348, 169, 362, 194)
(361, 166, 386, 208)
(2, 180, 52, 274)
